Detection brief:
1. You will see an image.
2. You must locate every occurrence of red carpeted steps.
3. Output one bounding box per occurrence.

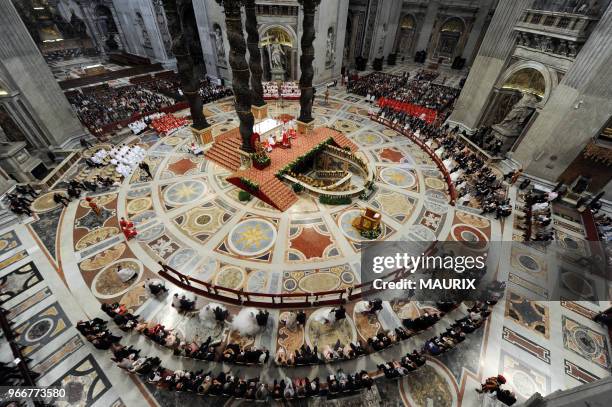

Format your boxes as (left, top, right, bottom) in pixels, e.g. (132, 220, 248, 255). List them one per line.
(259, 178, 298, 211)
(330, 132, 358, 152)
(205, 129, 243, 172)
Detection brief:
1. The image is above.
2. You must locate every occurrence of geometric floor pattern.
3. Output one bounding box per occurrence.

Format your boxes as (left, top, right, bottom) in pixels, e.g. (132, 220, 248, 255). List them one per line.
(4, 62, 610, 407)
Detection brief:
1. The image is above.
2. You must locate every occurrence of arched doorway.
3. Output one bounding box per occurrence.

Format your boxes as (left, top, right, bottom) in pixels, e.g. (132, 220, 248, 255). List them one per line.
(394, 15, 416, 56)
(260, 26, 296, 81)
(435, 17, 465, 60)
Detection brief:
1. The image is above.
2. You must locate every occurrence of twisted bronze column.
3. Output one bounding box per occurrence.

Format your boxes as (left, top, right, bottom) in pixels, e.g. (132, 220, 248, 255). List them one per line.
(297, 0, 321, 123)
(217, 0, 255, 152)
(244, 0, 265, 107)
(162, 0, 208, 129)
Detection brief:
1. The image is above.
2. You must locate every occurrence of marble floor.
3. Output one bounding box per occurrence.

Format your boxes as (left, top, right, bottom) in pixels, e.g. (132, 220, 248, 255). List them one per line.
(2, 62, 610, 407)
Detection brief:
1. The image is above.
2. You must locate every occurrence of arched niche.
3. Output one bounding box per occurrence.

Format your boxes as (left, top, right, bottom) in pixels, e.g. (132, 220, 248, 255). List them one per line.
(394, 14, 417, 56)
(435, 17, 466, 59)
(496, 61, 558, 106)
(258, 25, 298, 80)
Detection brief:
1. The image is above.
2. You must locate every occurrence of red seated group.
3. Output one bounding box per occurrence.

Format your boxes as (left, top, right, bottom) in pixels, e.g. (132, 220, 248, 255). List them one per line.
(377, 97, 438, 124)
(151, 114, 188, 135)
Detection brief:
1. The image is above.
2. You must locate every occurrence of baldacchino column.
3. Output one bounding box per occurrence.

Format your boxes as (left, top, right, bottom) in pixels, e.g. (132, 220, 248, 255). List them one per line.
(296, 0, 321, 135)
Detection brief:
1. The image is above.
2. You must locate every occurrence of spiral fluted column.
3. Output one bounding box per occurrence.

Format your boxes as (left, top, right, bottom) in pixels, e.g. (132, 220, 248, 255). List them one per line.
(244, 0, 265, 107)
(162, 0, 208, 129)
(217, 0, 255, 152)
(297, 0, 321, 124)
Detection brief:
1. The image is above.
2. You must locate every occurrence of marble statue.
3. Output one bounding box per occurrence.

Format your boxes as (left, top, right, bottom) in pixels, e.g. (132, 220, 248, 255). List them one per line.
(270, 42, 285, 69)
(491, 93, 538, 153)
(213, 25, 225, 60)
(495, 93, 538, 134)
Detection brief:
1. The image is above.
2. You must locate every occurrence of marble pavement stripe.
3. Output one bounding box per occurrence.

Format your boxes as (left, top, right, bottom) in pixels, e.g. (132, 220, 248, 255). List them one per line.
(564, 359, 601, 384)
(508, 273, 548, 297)
(6, 287, 53, 320)
(0, 249, 28, 270)
(560, 299, 598, 320)
(32, 335, 84, 378)
(502, 326, 551, 364)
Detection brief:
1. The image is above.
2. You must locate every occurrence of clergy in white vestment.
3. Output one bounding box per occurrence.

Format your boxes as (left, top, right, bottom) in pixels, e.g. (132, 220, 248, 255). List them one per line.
(117, 267, 137, 282)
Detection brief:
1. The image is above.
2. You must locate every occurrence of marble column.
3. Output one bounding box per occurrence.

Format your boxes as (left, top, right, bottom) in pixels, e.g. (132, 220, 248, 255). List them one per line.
(162, 0, 209, 129)
(244, 0, 265, 107)
(0, 1, 87, 148)
(447, 0, 533, 131)
(462, 0, 494, 63)
(414, 0, 439, 52)
(297, 0, 321, 125)
(217, 0, 255, 152)
(513, 1, 612, 183)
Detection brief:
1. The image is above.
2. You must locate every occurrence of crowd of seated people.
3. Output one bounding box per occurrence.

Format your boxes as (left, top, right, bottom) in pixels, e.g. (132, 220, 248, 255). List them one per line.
(67, 85, 175, 131)
(43, 47, 90, 63)
(103, 302, 271, 366)
(6, 184, 39, 218)
(262, 82, 279, 99)
(464, 126, 504, 156)
(77, 317, 122, 350)
(375, 108, 511, 213)
(348, 71, 458, 112)
(78, 296, 506, 404)
(143, 77, 232, 104)
(281, 82, 301, 99)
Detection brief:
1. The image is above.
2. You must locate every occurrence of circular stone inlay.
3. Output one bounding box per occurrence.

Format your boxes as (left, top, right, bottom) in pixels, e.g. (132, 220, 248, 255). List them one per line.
(380, 167, 416, 188)
(425, 177, 446, 190)
(561, 271, 594, 298)
(214, 266, 246, 290)
(32, 191, 64, 213)
(228, 218, 277, 256)
(136, 224, 165, 242)
(451, 225, 488, 250)
(355, 133, 384, 146)
(127, 198, 152, 214)
(164, 180, 206, 206)
(92, 259, 143, 299)
(305, 307, 357, 350)
(574, 329, 598, 355)
(518, 255, 540, 272)
(298, 272, 341, 292)
(25, 318, 53, 341)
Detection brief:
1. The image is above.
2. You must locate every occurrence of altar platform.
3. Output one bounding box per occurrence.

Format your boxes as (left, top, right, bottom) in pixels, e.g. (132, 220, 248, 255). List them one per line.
(207, 126, 357, 211)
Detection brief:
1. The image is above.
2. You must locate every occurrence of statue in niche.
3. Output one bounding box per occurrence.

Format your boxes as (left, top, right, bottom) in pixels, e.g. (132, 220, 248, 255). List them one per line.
(326, 27, 335, 67)
(213, 24, 225, 63)
(270, 42, 285, 69)
(491, 93, 538, 152)
(495, 93, 538, 134)
(568, 42, 577, 57)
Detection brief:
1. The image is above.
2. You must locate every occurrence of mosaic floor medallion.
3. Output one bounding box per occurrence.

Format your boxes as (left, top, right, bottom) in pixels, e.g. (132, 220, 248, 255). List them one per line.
(31, 191, 63, 213)
(91, 259, 143, 299)
(163, 179, 207, 206)
(227, 218, 276, 256)
(379, 167, 416, 188)
(305, 307, 357, 350)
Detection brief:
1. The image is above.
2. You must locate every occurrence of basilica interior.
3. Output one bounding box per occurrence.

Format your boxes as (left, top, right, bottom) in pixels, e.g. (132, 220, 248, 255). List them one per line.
(0, 0, 611, 406)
